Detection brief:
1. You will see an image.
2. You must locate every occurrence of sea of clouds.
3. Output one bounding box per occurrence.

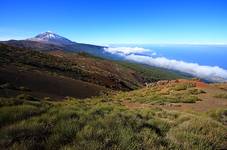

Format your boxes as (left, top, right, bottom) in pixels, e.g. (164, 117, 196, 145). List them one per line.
(104, 47, 227, 82)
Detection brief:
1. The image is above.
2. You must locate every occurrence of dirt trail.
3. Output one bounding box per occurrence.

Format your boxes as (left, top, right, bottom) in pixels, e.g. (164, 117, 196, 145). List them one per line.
(122, 81, 227, 112)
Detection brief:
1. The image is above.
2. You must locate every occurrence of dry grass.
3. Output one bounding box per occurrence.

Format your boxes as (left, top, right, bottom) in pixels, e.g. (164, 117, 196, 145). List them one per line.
(0, 94, 227, 150)
(113, 81, 202, 104)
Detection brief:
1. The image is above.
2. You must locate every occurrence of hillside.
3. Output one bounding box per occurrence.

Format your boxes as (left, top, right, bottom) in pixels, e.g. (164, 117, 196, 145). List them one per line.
(1, 38, 226, 150)
(0, 43, 186, 99)
(0, 79, 227, 149)
(116, 79, 227, 112)
(117, 61, 189, 82)
(1, 0, 227, 149)
(48, 50, 186, 85)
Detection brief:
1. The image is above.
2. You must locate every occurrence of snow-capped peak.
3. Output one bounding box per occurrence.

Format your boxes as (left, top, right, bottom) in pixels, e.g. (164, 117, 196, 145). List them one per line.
(35, 31, 58, 39)
(27, 31, 74, 45)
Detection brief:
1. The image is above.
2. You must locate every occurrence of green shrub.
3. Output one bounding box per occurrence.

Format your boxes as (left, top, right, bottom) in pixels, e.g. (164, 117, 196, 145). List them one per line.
(173, 84, 187, 91)
(16, 94, 39, 101)
(18, 86, 30, 91)
(44, 97, 52, 101)
(208, 109, 227, 125)
(0, 83, 12, 89)
(182, 95, 199, 103)
(214, 93, 227, 99)
(47, 119, 80, 149)
(0, 97, 23, 107)
(188, 89, 206, 95)
(173, 83, 195, 91)
(167, 117, 227, 149)
(0, 115, 54, 149)
(0, 104, 45, 127)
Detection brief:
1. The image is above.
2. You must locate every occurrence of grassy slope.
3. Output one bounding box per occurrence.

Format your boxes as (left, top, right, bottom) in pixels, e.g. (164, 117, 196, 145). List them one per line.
(114, 80, 203, 104)
(117, 61, 187, 82)
(1, 43, 226, 149)
(0, 94, 226, 150)
(118, 79, 227, 113)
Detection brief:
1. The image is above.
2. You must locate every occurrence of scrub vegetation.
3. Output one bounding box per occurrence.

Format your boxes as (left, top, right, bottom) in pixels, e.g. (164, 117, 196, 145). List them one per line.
(0, 43, 227, 150)
(0, 93, 227, 150)
(113, 80, 203, 104)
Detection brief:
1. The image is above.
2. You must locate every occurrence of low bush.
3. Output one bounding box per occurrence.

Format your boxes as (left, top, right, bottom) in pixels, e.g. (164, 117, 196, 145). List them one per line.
(214, 93, 227, 99)
(16, 94, 39, 101)
(0, 97, 23, 107)
(188, 89, 206, 94)
(208, 109, 227, 125)
(167, 117, 227, 149)
(0, 104, 47, 127)
(173, 82, 195, 91)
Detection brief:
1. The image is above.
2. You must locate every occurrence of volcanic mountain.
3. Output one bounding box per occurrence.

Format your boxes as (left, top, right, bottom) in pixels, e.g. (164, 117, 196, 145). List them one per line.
(27, 31, 75, 46)
(1, 31, 109, 58)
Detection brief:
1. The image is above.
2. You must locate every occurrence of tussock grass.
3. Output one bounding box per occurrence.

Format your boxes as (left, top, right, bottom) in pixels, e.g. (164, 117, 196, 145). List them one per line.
(0, 95, 227, 150)
(172, 82, 196, 91)
(113, 82, 201, 104)
(167, 117, 227, 149)
(0, 104, 45, 127)
(0, 97, 24, 107)
(207, 108, 227, 125)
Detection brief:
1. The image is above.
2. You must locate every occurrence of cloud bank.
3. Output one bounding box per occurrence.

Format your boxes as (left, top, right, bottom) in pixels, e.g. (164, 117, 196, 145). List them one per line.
(104, 47, 150, 55)
(104, 47, 227, 82)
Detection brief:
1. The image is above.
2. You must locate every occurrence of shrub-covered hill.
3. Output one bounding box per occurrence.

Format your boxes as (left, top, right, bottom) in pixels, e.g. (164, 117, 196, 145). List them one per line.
(2, 42, 225, 150)
(0, 43, 186, 98)
(0, 71, 227, 150)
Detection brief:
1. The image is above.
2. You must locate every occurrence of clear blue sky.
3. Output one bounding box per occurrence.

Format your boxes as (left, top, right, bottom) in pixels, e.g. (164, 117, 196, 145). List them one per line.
(0, 0, 227, 44)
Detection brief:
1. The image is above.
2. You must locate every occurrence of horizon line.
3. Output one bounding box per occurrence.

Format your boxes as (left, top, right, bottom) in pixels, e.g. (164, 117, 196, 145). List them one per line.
(0, 36, 227, 46)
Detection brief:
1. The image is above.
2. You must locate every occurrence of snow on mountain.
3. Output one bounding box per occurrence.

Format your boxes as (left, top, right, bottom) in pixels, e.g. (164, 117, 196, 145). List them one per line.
(27, 31, 74, 45)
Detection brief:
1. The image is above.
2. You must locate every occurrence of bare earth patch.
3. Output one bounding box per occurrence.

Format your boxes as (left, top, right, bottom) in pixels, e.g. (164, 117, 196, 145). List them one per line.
(121, 80, 227, 112)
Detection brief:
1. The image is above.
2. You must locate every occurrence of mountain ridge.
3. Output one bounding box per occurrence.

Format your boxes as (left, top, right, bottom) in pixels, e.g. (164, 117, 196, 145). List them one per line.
(0, 32, 205, 82)
(1, 31, 110, 58)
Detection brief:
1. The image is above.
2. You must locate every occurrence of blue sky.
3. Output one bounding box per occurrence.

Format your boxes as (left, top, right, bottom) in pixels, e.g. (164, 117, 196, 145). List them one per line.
(0, 0, 227, 44)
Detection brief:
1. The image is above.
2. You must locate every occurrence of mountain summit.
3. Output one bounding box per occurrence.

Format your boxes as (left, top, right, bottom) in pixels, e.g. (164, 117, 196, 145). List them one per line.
(28, 31, 74, 45)
(1, 31, 112, 59)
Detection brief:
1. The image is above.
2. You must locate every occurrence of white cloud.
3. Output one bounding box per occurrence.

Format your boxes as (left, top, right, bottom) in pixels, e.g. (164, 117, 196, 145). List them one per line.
(126, 54, 227, 82)
(104, 47, 150, 55)
(104, 47, 227, 82)
(151, 52, 157, 56)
